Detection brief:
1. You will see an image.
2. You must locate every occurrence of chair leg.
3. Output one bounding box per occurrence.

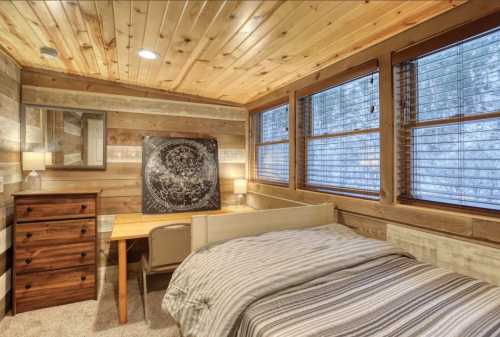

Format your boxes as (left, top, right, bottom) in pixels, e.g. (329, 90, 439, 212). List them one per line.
(142, 270, 148, 322)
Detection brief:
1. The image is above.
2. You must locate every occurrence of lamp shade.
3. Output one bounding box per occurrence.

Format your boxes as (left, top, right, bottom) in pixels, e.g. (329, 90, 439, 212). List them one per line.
(233, 178, 247, 194)
(22, 152, 46, 171)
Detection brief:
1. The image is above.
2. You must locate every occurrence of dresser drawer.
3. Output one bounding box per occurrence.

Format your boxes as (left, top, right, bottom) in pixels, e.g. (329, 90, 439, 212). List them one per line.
(15, 265, 95, 313)
(16, 242, 95, 274)
(16, 219, 95, 247)
(15, 195, 96, 222)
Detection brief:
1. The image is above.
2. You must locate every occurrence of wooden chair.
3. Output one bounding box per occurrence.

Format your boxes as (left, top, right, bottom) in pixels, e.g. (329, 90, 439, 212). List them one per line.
(140, 223, 191, 321)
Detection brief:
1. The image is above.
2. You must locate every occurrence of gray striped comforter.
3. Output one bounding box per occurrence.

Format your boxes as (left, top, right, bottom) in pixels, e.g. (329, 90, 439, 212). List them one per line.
(162, 224, 500, 337)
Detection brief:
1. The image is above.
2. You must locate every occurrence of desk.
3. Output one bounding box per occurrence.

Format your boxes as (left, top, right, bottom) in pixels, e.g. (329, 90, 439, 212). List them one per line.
(110, 206, 254, 324)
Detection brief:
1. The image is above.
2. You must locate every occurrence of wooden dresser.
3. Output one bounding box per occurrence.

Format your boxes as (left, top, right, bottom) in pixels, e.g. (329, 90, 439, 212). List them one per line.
(12, 191, 99, 314)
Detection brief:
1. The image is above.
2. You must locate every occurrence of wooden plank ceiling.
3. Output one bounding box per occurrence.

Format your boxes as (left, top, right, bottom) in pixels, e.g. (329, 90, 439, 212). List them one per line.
(0, 0, 465, 104)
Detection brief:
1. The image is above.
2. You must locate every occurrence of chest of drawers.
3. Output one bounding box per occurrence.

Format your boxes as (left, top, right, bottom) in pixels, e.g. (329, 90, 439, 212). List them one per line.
(12, 191, 99, 314)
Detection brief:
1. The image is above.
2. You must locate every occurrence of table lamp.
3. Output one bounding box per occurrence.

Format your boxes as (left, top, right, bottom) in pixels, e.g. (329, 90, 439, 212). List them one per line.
(22, 152, 45, 190)
(233, 178, 247, 205)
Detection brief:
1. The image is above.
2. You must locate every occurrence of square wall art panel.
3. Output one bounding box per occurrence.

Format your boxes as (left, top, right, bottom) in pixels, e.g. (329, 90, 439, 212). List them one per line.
(142, 137, 221, 214)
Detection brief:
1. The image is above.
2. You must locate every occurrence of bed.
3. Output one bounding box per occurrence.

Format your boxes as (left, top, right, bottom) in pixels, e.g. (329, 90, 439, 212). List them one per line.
(162, 204, 500, 337)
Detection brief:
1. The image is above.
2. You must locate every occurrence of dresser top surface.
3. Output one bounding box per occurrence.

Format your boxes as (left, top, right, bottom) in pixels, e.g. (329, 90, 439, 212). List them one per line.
(13, 190, 100, 197)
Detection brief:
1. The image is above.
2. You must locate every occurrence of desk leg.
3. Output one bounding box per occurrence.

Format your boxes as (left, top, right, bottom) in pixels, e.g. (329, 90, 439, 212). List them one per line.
(118, 239, 128, 324)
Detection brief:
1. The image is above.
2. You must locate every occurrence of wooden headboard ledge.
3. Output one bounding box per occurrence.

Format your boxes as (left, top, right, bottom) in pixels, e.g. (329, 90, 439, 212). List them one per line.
(191, 203, 335, 251)
(387, 223, 500, 286)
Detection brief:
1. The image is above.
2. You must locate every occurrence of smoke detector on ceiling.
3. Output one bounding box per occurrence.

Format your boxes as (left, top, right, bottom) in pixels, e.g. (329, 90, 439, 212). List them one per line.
(40, 46, 58, 59)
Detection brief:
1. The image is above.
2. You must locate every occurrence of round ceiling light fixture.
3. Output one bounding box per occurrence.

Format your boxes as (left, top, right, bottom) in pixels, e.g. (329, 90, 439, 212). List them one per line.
(138, 49, 159, 60)
(40, 46, 58, 59)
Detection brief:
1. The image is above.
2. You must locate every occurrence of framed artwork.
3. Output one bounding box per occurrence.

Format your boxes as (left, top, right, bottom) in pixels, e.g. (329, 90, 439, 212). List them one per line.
(142, 137, 221, 214)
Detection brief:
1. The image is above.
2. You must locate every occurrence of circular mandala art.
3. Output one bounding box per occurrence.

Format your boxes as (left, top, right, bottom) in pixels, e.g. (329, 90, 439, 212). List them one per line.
(142, 137, 220, 213)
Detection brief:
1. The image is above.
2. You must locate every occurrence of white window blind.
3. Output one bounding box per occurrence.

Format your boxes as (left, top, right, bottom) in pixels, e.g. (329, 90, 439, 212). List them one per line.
(298, 72, 380, 197)
(396, 28, 500, 211)
(253, 104, 289, 184)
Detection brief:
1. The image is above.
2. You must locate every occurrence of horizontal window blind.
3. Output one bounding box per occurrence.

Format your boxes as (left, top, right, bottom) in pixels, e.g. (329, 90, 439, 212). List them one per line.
(253, 104, 289, 184)
(298, 72, 380, 197)
(396, 28, 500, 211)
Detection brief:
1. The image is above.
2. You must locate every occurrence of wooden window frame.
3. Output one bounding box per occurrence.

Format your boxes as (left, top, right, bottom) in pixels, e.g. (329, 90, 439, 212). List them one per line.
(250, 97, 290, 187)
(296, 60, 381, 199)
(395, 15, 500, 216)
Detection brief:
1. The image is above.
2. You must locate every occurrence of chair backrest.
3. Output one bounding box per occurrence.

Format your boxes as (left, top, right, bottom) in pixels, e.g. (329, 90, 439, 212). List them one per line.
(148, 223, 191, 269)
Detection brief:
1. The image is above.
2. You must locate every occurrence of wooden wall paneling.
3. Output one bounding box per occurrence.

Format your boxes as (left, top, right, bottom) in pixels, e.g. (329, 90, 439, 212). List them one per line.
(22, 86, 247, 122)
(19, 73, 248, 276)
(0, 49, 20, 320)
(21, 67, 241, 107)
(337, 211, 387, 240)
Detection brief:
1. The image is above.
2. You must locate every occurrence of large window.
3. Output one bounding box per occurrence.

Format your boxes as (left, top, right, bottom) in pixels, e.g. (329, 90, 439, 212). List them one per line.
(396, 28, 500, 211)
(253, 104, 289, 184)
(298, 71, 380, 198)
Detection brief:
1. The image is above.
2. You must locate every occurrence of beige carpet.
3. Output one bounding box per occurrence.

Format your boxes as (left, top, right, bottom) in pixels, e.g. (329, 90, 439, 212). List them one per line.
(0, 274, 181, 337)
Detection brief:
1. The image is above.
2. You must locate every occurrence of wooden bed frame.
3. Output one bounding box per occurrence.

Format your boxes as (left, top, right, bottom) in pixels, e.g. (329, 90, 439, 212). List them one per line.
(191, 203, 335, 250)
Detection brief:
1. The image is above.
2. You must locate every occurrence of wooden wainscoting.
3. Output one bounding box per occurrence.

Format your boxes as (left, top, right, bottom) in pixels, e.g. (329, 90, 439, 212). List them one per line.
(0, 50, 21, 320)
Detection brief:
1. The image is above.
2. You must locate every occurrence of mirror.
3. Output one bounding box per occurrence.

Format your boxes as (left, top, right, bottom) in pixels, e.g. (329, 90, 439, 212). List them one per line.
(22, 105, 106, 170)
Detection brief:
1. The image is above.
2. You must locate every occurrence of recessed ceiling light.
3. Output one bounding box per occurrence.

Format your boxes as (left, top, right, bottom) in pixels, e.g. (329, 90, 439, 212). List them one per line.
(138, 49, 159, 60)
(40, 46, 58, 59)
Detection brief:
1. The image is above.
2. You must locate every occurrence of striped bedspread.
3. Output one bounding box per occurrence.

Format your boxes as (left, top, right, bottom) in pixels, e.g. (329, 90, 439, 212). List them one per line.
(162, 224, 500, 337)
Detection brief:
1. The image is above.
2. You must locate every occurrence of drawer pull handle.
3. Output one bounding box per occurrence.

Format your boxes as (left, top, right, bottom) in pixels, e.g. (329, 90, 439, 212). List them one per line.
(25, 257, 32, 264)
(81, 276, 87, 281)
(26, 232, 33, 238)
(80, 228, 87, 235)
(81, 204, 87, 210)
(27, 207, 33, 213)
(25, 284, 32, 290)
(80, 252, 87, 258)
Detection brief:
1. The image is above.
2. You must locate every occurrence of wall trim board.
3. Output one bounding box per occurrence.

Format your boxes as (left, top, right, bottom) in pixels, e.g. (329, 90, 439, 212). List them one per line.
(21, 67, 241, 107)
(248, 182, 500, 244)
(22, 85, 248, 121)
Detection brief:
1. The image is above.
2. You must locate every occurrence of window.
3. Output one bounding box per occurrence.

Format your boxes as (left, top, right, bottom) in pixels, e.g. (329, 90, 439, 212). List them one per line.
(298, 71, 380, 198)
(252, 104, 289, 184)
(396, 28, 500, 211)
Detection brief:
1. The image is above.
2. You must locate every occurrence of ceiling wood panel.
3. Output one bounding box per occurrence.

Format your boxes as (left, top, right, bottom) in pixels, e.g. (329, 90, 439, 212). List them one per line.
(0, 0, 465, 104)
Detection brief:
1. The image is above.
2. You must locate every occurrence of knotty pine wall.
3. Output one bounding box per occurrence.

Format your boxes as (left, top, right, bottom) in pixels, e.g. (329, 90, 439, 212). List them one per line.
(0, 50, 21, 320)
(21, 71, 247, 271)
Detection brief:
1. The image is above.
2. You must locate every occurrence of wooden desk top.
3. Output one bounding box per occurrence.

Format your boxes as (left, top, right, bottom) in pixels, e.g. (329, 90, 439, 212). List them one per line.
(110, 206, 255, 241)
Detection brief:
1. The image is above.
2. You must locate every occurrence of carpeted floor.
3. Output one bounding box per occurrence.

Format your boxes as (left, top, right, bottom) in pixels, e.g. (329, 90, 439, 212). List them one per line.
(0, 273, 181, 337)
